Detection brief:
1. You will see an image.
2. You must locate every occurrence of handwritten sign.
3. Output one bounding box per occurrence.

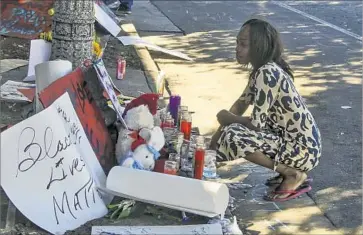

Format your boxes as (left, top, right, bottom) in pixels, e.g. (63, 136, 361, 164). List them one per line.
(0, 0, 54, 39)
(0, 93, 108, 235)
(94, 60, 128, 129)
(39, 68, 115, 174)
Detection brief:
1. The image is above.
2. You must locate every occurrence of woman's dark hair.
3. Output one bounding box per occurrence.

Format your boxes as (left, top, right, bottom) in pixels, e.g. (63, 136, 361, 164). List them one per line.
(242, 19, 294, 80)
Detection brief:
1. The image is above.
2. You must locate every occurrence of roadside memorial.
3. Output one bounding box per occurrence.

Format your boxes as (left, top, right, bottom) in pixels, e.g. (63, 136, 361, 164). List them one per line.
(0, 0, 55, 39)
(0, 2, 236, 233)
(0, 93, 108, 234)
(39, 68, 115, 173)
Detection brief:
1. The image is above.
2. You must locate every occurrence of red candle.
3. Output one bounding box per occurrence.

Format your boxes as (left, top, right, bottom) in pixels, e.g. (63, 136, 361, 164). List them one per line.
(194, 149, 205, 179)
(180, 120, 192, 140)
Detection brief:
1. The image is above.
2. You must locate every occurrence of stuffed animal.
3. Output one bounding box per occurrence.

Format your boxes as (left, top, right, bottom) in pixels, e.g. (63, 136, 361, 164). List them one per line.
(119, 127, 165, 170)
(115, 93, 165, 171)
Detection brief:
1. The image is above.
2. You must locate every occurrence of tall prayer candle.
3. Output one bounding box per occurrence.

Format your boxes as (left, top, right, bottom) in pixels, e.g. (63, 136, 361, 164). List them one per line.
(169, 95, 181, 124)
(180, 111, 192, 140)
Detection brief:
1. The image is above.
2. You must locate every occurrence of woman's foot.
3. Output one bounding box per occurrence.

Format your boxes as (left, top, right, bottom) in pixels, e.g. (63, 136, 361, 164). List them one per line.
(265, 174, 313, 186)
(265, 174, 284, 186)
(265, 168, 308, 200)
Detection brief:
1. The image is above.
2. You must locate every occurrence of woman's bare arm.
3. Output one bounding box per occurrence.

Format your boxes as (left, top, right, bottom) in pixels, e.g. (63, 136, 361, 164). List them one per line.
(210, 98, 250, 149)
(229, 98, 249, 116)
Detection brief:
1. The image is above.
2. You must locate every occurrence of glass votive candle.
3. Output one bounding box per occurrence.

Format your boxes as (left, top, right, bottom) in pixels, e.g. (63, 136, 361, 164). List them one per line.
(164, 160, 178, 175)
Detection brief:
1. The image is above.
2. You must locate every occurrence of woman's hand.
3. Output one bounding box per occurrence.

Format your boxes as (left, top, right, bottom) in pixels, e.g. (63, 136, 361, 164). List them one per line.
(217, 109, 237, 126)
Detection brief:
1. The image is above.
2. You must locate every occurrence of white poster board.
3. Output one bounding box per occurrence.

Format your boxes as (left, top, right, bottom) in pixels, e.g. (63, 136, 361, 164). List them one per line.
(91, 224, 223, 235)
(23, 39, 52, 82)
(94, 60, 128, 129)
(94, 3, 121, 37)
(0, 93, 108, 235)
(117, 36, 193, 61)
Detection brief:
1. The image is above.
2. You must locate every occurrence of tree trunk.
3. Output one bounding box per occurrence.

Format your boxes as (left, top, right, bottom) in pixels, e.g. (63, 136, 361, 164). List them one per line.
(51, 0, 95, 68)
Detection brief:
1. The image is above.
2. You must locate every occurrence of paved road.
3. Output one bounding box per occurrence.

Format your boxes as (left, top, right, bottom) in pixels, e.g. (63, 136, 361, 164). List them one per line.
(146, 0, 362, 233)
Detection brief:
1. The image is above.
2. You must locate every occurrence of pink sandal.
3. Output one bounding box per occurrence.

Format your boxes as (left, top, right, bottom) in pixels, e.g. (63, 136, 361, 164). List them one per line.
(264, 185, 312, 202)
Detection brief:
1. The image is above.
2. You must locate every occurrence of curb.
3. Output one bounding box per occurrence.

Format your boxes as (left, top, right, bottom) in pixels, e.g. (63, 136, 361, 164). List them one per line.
(120, 22, 165, 96)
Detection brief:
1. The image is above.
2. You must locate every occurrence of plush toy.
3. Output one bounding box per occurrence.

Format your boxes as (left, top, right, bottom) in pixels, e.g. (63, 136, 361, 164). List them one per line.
(115, 93, 165, 171)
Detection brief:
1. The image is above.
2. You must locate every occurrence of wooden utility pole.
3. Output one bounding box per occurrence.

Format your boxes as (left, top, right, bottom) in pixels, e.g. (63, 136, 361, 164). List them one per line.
(50, 0, 95, 68)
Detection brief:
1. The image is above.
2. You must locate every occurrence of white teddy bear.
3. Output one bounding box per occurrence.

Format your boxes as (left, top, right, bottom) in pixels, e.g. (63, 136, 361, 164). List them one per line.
(115, 93, 165, 171)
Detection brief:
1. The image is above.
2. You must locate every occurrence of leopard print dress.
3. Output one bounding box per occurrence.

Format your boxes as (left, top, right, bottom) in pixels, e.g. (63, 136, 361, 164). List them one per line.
(216, 62, 322, 172)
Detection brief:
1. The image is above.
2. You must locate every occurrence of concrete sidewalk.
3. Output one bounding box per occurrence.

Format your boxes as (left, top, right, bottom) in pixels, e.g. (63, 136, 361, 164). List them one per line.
(127, 1, 353, 234)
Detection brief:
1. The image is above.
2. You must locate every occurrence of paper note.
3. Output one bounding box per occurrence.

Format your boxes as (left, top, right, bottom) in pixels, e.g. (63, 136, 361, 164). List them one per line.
(0, 93, 108, 235)
(91, 224, 223, 235)
(0, 59, 28, 73)
(94, 60, 128, 129)
(0, 80, 35, 102)
(94, 3, 121, 37)
(117, 36, 193, 61)
(23, 39, 52, 82)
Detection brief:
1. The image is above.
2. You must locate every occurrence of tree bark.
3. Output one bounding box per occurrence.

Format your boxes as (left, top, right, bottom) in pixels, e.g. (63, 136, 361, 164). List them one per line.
(51, 0, 95, 68)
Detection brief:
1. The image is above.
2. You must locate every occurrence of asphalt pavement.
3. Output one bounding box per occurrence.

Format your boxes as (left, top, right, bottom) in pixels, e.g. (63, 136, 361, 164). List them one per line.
(135, 0, 362, 233)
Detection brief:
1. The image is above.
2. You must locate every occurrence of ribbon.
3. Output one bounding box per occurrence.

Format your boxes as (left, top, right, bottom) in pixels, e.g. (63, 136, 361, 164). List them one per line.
(131, 158, 145, 170)
(119, 152, 145, 170)
(129, 130, 147, 151)
(147, 145, 160, 160)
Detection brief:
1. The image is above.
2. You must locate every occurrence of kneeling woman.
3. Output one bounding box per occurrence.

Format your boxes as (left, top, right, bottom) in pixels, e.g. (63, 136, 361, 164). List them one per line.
(210, 19, 322, 202)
